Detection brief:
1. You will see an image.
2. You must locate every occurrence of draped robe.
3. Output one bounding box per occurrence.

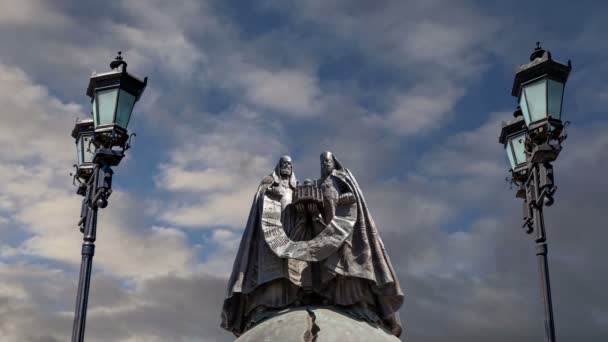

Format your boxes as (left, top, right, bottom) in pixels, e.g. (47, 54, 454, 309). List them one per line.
(221, 157, 404, 337)
(312, 167, 404, 335)
(221, 165, 310, 336)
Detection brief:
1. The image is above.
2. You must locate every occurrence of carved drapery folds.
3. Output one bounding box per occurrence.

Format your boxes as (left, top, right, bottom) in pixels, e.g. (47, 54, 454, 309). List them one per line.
(221, 152, 404, 337)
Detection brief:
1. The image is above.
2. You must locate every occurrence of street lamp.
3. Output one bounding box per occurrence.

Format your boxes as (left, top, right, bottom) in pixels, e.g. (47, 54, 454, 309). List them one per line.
(499, 42, 571, 342)
(500, 109, 528, 178)
(71, 118, 95, 195)
(87, 51, 147, 148)
(70, 52, 147, 342)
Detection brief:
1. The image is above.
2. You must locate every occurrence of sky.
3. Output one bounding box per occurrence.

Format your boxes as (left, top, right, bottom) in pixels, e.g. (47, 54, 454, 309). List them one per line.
(0, 0, 607, 341)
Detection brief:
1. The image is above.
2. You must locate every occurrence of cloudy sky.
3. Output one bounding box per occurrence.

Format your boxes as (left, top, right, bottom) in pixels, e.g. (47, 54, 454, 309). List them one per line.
(0, 0, 607, 341)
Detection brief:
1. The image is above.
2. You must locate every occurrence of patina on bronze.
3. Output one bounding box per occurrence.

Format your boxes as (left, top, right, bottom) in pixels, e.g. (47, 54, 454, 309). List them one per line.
(221, 152, 404, 337)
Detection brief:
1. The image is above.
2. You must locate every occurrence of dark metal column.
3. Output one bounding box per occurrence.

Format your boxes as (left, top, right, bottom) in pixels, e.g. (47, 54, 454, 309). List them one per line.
(536, 241, 556, 342)
(71, 168, 99, 342)
(500, 43, 570, 342)
(530, 163, 557, 342)
(69, 51, 146, 342)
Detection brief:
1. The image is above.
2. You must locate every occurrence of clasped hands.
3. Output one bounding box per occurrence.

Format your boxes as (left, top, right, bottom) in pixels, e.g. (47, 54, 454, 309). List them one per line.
(296, 202, 322, 221)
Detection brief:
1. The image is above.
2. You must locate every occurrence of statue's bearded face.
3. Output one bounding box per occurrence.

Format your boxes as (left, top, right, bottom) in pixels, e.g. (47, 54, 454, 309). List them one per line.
(321, 153, 335, 176)
(279, 159, 292, 177)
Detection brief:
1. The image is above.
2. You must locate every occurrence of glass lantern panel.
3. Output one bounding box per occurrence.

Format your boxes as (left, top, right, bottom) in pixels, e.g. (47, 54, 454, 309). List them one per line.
(76, 137, 84, 166)
(519, 92, 531, 126)
(523, 79, 547, 124)
(92, 98, 98, 127)
(82, 135, 95, 163)
(547, 79, 564, 120)
(96, 88, 118, 126)
(115, 90, 136, 129)
(506, 144, 516, 170)
(508, 132, 527, 169)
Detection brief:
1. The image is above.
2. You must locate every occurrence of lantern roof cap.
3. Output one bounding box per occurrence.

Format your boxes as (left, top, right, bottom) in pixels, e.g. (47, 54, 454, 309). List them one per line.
(499, 114, 526, 145)
(529, 41, 550, 61)
(511, 42, 572, 97)
(86, 52, 147, 100)
(71, 118, 94, 140)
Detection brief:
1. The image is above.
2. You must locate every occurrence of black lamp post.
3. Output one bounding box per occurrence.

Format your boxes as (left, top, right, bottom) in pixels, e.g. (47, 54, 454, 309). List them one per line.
(70, 52, 147, 342)
(499, 43, 571, 342)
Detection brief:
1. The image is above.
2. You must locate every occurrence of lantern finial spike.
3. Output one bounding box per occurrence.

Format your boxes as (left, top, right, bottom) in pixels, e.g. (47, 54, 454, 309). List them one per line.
(110, 51, 128, 72)
(530, 41, 546, 61)
(513, 106, 523, 118)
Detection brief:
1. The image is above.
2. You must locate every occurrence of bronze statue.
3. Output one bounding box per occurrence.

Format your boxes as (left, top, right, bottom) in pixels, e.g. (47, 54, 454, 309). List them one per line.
(221, 152, 404, 337)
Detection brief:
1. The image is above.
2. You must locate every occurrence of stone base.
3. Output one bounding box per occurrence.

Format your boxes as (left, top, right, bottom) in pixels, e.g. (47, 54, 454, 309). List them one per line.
(235, 307, 400, 342)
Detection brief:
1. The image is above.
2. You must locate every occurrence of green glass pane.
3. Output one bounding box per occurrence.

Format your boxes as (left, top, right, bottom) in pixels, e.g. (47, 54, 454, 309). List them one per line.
(511, 133, 526, 166)
(96, 88, 118, 126)
(82, 136, 95, 163)
(547, 79, 564, 120)
(524, 79, 547, 123)
(519, 92, 531, 126)
(506, 143, 516, 170)
(116, 90, 136, 129)
(76, 137, 83, 165)
(92, 98, 98, 127)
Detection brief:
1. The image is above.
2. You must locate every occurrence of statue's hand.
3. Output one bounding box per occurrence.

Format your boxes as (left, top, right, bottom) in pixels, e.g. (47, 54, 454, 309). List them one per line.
(307, 203, 320, 218)
(296, 203, 306, 214)
(266, 185, 281, 198)
(338, 192, 356, 205)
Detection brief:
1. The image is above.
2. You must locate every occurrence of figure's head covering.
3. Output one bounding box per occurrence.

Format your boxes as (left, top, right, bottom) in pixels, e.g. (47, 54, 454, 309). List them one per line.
(273, 155, 297, 188)
(320, 151, 344, 171)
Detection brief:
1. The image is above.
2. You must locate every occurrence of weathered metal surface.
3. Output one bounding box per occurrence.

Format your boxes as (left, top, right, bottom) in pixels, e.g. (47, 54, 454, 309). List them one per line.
(261, 193, 356, 262)
(235, 307, 400, 342)
(501, 44, 572, 342)
(222, 152, 404, 337)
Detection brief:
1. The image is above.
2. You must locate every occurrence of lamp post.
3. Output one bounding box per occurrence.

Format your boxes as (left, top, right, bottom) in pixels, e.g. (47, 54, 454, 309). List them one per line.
(70, 52, 147, 342)
(499, 43, 571, 342)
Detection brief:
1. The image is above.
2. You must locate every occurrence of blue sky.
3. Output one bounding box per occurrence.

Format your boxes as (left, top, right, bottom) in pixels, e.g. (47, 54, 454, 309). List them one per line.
(0, 0, 607, 341)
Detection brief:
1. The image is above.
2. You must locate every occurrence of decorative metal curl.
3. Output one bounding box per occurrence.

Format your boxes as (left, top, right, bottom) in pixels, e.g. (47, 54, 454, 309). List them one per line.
(506, 175, 520, 189)
(124, 132, 136, 151)
(523, 218, 534, 234)
(558, 120, 571, 144)
(87, 138, 96, 154)
(542, 186, 557, 207)
(70, 164, 82, 186)
(544, 194, 554, 207)
(506, 171, 524, 189)
(109, 51, 128, 72)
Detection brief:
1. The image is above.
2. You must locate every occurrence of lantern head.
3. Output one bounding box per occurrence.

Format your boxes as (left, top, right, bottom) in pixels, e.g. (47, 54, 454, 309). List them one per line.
(86, 52, 147, 148)
(499, 109, 528, 181)
(71, 118, 95, 182)
(511, 43, 571, 135)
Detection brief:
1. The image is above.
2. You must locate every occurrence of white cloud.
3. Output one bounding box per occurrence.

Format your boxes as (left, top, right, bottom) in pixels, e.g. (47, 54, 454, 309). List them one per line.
(0, 63, 196, 280)
(417, 111, 509, 178)
(13, 190, 198, 280)
(0, 62, 82, 166)
(155, 107, 288, 229)
(0, 1, 607, 341)
(107, 21, 206, 80)
(0, 0, 69, 28)
(239, 68, 322, 116)
(159, 187, 256, 229)
(0, 262, 233, 341)
(367, 80, 466, 136)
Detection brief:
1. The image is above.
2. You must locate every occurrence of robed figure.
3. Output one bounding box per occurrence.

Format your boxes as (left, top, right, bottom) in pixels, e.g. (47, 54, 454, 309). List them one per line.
(308, 151, 403, 336)
(221, 156, 311, 336)
(221, 152, 404, 337)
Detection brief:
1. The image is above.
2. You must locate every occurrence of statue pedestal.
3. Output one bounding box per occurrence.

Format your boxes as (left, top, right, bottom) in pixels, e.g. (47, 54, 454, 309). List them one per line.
(235, 307, 401, 342)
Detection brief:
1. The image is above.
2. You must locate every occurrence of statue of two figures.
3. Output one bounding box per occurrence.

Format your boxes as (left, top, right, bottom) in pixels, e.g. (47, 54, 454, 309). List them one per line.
(221, 152, 404, 338)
